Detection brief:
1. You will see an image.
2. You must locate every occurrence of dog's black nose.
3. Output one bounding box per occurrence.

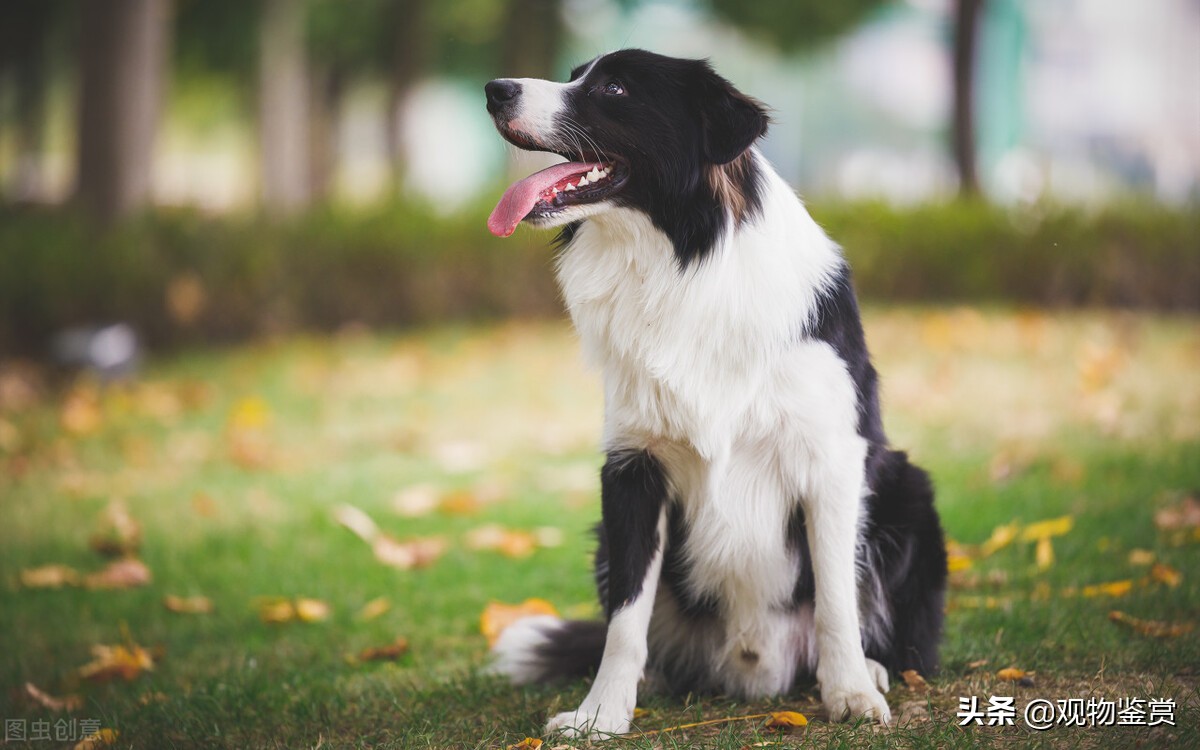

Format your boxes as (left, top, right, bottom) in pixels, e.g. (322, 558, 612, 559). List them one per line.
(485, 79, 521, 114)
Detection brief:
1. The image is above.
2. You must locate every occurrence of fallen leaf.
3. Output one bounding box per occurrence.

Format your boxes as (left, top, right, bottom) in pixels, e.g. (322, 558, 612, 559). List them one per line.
(1081, 580, 1133, 598)
(20, 564, 80, 589)
(74, 728, 119, 749)
(84, 558, 152, 590)
(901, 669, 928, 691)
(357, 596, 390, 620)
(372, 535, 446, 570)
(966, 659, 990, 670)
(1019, 515, 1073, 541)
(1108, 610, 1195, 638)
(996, 667, 1027, 682)
(295, 598, 331, 622)
(1150, 562, 1182, 587)
(1035, 536, 1054, 570)
(163, 595, 214, 614)
(506, 739, 543, 750)
(438, 488, 481, 516)
(61, 385, 102, 435)
(87, 501, 142, 557)
(1154, 495, 1200, 531)
(764, 710, 808, 730)
(358, 636, 410, 662)
(334, 504, 380, 543)
(229, 396, 271, 429)
(1127, 548, 1156, 566)
(258, 598, 296, 624)
(480, 599, 559, 646)
(79, 643, 155, 682)
(945, 539, 972, 572)
(979, 522, 1019, 557)
(23, 682, 83, 712)
(391, 484, 440, 517)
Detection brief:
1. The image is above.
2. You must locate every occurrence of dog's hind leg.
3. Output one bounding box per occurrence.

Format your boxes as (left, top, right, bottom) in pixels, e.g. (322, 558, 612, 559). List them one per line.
(546, 449, 669, 740)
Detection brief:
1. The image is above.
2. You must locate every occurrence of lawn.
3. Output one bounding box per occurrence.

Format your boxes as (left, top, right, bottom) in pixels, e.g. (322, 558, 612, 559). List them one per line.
(1, 308, 1197, 749)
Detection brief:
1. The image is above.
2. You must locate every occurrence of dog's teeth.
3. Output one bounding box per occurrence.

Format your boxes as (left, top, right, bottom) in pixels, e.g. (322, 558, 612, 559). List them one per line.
(551, 187, 558, 194)
(564, 183, 576, 191)
(577, 176, 590, 187)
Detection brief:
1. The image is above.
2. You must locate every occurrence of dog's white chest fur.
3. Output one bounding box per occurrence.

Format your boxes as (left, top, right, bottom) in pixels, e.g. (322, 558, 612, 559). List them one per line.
(554, 162, 869, 696)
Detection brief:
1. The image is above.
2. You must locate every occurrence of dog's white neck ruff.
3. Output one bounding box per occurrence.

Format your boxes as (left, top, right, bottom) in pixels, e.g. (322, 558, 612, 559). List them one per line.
(555, 150, 844, 461)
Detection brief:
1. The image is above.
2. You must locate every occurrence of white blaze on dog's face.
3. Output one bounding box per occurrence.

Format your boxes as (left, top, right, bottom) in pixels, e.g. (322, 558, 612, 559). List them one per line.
(484, 50, 769, 257)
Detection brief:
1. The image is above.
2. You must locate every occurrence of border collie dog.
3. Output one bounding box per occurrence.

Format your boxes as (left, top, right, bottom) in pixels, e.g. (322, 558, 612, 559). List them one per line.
(484, 50, 947, 739)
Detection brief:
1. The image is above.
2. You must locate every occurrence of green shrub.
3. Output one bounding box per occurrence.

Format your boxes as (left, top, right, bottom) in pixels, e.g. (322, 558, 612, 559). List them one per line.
(1, 199, 1196, 353)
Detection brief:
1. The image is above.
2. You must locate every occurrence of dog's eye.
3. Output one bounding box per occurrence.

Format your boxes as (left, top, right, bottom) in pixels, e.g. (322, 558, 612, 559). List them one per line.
(601, 81, 625, 96)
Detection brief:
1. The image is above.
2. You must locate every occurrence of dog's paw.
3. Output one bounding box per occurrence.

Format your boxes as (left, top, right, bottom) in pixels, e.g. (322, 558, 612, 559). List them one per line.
(822, 683, 892, 725)
(864, 657, 890, 694)
(546, 707, 630, 739)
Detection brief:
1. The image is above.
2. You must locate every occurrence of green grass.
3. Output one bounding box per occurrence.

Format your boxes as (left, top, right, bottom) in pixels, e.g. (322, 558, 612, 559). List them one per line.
(1, 309, 1198, 749)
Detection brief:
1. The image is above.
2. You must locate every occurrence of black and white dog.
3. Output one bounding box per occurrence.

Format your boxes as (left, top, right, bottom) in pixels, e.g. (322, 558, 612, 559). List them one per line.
(484, 50, 947, 739)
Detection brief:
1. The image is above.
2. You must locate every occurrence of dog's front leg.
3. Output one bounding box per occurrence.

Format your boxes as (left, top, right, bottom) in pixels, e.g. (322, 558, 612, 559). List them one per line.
(547, 450, 668, 740)
(804, 439, 892, 724)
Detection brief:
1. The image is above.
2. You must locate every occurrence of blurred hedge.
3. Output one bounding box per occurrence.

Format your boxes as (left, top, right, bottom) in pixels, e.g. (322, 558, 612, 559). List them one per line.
(1, 199, 1196, 354)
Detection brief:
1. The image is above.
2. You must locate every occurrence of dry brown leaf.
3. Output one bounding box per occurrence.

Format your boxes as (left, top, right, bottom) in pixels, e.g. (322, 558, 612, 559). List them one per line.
(74, 728, 120, 749)
(764, 710, 808, 730)
(966, 658, 990, 670)
(1150, 562, 1182, 587)
(84, 558, 152, 590)
(1154, 496, 1200, 531)
(163, 594, 214, 614)
(357, 596, 390, 621)
(372, 535, 446, 570)
(61, 386, 102, 435)
(358, 636, 410, 662)
(901, 669, 928, 691)
(480, 598, 559, 646)
(1108, 610, 1195, 638)
(996, 667, 1027, 682)
(23, 682, 83, 712)
(89, 501, 142, 557)
(20, 564, 80, 589)
(79, 643, 155, 682)
(506, 739, 543, 750)
(1081, 580, 1133, 598)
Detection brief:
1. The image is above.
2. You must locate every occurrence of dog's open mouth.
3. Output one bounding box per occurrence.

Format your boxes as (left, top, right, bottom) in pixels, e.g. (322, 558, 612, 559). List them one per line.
(487, 134, 629, 237)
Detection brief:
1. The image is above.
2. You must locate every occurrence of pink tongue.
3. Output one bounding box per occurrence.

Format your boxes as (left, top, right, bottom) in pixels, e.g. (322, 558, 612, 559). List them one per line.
(488, 161, 604, 237)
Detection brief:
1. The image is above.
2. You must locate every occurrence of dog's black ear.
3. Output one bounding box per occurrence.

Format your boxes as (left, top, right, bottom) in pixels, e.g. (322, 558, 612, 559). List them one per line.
(692, 62, 769, 164)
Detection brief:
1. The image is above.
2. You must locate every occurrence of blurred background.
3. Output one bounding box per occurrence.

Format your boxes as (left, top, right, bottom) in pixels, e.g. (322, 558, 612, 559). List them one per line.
(0, 0, 1197, 354)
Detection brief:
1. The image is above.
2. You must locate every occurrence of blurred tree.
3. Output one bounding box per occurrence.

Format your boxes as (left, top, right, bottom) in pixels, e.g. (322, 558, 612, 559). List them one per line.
(76, 0, 172, 223)
(707, 0, 886, 53)
(258, 0, 310, 214)
(498, 0, 564, 78)
(952, 0, 983, 196)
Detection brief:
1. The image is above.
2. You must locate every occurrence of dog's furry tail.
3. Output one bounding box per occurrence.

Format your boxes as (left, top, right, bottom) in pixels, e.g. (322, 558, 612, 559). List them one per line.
(487, 615, 606, 684)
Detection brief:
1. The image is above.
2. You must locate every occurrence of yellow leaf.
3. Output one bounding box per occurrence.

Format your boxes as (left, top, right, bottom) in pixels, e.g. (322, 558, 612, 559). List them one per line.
(1035, 536, 1054, 570)
(996, 667, 1026, 681)
(74, 728, 119, 749)
(295, 598, 331, 622)
(20, 564, 80, 589)
(83, 558, 152, 590)
(901, 669, 928, 691)
(229, 396, 271, 429)
(357, 597, 390, 621)
(945, 539, 972, 572)
(439, 488, 481, 516)
(506, 739, 543, 750)
(23, 682, 83, 712)
(1019, 515, 1073, 541)
(480, 599, 559, 647)
(1108, 610, 1194, 639)
(1127, 548, 1156, 566)
(1150, 562, 1182, 587)
(1081, 580, 1133, 598)
(163, 595, 214, 614)
(764, 710, 808, 729)
(258, 598, 296, 624)
(79, 644, 155, 682)
(979, 522, 1019, 557)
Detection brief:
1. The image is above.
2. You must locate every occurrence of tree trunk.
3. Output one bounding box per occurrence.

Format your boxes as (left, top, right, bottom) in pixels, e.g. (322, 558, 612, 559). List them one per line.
(258, 0, 310, 214)
(385, 0, 432, 186)
(1, 3, 53, 201)
(76, 0, 171, 223)
(952, 0, 983, 198)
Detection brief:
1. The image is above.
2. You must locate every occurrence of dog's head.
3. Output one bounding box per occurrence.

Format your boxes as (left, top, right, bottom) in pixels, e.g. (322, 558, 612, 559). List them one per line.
(485, 50, 769, 262)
